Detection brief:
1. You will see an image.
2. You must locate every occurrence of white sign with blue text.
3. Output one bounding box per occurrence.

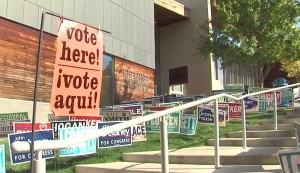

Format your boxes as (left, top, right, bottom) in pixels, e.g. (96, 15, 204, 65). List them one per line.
(59, 126, 97, 157)
(98, 122, 132, 148)
(0, 145, 5, 173)
(8, 130, 55, 165)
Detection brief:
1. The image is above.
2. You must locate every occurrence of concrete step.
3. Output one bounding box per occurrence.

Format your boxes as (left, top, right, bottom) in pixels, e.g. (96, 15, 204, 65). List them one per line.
(277, 114, 300, 120)
(247, 124, 294, 131)
(262, 118, 300, 125)
(75, 162, 282, 173)
(76, 162, 282, 173)
(286, 109, 300, 116)
(228, 130, 295, 138)
(277, 111, 287, 115)
(121, 146, 290, 165)
(207, 137, 297, 147)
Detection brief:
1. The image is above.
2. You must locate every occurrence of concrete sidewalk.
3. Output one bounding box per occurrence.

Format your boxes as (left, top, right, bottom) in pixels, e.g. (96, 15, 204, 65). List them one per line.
(76, 162, 281, 173)
(123, 146, 291, 156)
(76, 146, 285, 173)
(122, 146, 291, 165)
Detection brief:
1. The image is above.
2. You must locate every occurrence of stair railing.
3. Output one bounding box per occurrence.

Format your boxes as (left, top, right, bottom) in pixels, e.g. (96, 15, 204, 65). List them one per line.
(11, 83, 300, 173)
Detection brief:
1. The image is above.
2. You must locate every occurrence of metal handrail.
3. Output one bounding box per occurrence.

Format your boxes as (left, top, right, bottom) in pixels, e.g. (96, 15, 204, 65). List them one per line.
(11, 82, 300, 173)
(12, 93, 239, 152)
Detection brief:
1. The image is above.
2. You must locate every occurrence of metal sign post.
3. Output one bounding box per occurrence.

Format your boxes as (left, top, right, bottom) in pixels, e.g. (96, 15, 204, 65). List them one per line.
(30, 11, 110, 173)
(214, 99, 220, 168)
(241, 99, 247, 148)
(273, 91, 278, 130)
(30, 11, 47, 172)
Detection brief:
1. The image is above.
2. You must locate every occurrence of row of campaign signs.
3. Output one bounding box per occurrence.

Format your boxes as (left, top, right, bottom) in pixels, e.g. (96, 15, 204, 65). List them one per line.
(1, 101, 232, 166)
(0, 89, 293, 168)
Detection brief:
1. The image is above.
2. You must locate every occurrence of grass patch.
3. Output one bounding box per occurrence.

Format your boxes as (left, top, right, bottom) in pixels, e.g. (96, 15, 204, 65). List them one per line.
(1, 112, 275, 173)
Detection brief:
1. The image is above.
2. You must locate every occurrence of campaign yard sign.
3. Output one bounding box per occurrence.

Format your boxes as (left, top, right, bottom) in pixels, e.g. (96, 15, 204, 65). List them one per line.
(180, 114, 197, 135)
(149, 106, 168, 111)
(159, 101, 183, 107)
(131, 124, 147, 142)
(114, 104, 146, 142)
(203, 104, 229, 122)
(51, 120, 87, 139)
(259, 99, 268, 113)
(13, 122, 51, 133)
(48, 114, 69, 122)
(0, 112, 30, 137)
(8, 130, 55, 165)
(69, 115, 103, 126)
(259, 91, 281, 108)
(145, 96, 164, 104)
(224, 84, 245, 93)
(220, 102, 242, 119)
(159, 102, 183, 113)
(112, 104, 143, 117)
(120, 100, 142, 105)
(251, 87, 269, 93)
(103, 104, 146, 142)
(0, 112, 29, 121)
(178, 97, 194, 104)
(98, 122, 132, 148)
(194, 94, 207, 100)
(100, 110, 132, 121)
(145, 111, 180, 133)
(197, 107, 225, 126)
(59, 126, 97, 157)
(281, 88, 293, 101)
(0, 145, 5, 173)
(141, 100, 154, 108)
(243, 96, 258, 111)
(163, 94, 178, 103)
(50, 19, 104, 116)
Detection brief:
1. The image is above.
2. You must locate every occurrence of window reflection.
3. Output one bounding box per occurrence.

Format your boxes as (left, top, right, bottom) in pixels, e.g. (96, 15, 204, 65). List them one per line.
(100, 54, 114, 107)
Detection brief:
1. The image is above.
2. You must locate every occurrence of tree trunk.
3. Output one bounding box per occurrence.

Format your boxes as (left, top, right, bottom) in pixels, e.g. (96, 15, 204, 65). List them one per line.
(258, 70, 264, 87)
(257, 63, 274, 88)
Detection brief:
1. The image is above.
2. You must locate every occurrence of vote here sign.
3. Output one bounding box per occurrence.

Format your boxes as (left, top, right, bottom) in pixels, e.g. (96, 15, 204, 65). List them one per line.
(50, 19, 104, 116)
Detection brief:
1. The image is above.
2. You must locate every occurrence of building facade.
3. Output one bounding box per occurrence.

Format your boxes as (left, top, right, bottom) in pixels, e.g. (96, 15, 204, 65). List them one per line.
(0, 0, 155, 122)
(0, 0, 263, 122)
(156, 0, 256, 96)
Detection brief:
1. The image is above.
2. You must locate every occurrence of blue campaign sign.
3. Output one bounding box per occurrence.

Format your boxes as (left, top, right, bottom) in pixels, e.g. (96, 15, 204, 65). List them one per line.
(197, 107, 225, 126)
(59, 126, 97, 157)
(0, 145, 5, 173)
(98, 122, 132, 149)
(243, 96, 258, 110)
(8, 130, 55, 165)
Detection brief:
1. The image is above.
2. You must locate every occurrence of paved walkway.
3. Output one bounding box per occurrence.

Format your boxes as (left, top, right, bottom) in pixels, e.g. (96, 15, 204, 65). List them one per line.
(123, 146, 290, 156)
(76, 146, 285, 172)
(77, 162, 281, 173)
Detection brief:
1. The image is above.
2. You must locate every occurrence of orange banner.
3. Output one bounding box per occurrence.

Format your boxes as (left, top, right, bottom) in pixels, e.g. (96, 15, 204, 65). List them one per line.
(50, 19, 103, 116)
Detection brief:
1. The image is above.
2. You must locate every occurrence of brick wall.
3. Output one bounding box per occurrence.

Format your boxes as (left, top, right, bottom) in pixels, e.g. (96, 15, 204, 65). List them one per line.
(0, 17, 56, 102)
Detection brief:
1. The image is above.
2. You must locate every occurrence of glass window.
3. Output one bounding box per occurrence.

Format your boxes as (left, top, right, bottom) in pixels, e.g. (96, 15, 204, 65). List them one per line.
(169, 66, 188, 85)
(217, 58, 224, 84)
(100, 54, 114, 107)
